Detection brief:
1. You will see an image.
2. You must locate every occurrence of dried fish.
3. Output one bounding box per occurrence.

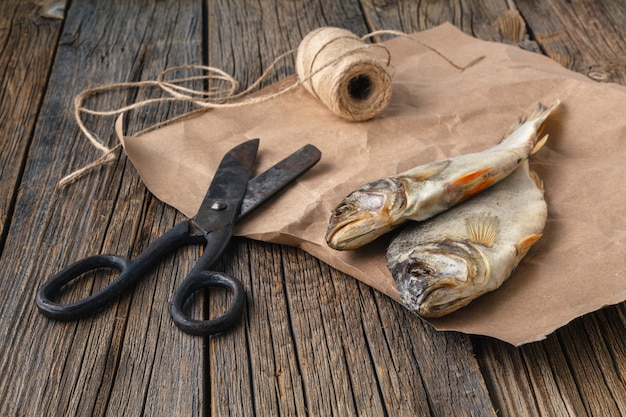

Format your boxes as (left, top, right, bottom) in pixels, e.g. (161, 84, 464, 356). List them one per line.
(386, 161, 547, 317)
(326, 101, 559, 250)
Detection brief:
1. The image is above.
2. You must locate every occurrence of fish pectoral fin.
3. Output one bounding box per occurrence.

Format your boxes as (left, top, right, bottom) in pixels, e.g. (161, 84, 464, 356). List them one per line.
(531, 134, 549, 155)
(515, 233, 543, 258)
(407, 159, 451, 180)
(465, 215, 500, 247)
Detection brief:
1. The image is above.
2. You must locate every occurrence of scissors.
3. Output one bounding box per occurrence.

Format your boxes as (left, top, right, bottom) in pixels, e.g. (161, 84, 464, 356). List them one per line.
(36, 139, 321, 335)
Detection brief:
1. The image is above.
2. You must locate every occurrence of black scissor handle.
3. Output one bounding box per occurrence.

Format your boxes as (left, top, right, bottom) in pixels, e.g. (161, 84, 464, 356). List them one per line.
(36, 220, 246, 335)
(36, 254, 132, 320)
(35, 221, 200, 321)
(170, 270, 245, 335)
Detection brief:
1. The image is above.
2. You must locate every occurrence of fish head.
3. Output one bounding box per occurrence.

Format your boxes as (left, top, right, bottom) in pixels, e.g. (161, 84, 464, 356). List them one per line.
(326, 178, 407, 250)
(392, 239, 491, 317)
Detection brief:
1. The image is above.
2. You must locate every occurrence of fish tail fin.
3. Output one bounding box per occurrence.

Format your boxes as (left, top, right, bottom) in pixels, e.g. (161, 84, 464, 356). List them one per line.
(527, 100, 561, 123)
(529, 100, 560, 154)
(501, 100, 561, 149)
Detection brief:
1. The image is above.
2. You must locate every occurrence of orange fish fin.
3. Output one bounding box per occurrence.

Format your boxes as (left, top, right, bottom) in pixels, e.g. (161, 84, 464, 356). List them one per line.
(515, 233, 543, 258)
(531, 134, 549, 155)
(458, 175, 497, 202)
(453, 166, 493, 186)
(407, 159, 451, 181)
(468, 176, 496, 196)
(465, 215, 500, 248)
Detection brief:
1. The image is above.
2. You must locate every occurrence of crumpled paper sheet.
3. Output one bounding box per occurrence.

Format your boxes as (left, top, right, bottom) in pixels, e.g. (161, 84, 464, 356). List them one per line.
(118, 23, 626, 346)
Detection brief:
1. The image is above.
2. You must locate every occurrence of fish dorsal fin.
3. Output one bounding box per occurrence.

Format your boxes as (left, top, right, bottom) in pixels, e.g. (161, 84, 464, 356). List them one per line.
(502, 117, 524, 139)
(465, 215, 500, 247)
(406, 159, 451, 180)
(531, 134, 549, 155)
(528, 169, 544, 192)
(515, 233, 543, 258)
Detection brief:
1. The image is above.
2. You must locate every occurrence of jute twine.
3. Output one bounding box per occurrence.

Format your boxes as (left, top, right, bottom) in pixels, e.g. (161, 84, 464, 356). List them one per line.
(296, 27, 393, 122)
(60, 27, 479, 187)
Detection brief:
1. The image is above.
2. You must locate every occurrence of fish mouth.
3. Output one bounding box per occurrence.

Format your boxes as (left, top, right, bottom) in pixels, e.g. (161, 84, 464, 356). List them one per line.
(326, 178, 406, 250)
(392, 244, 481, 317)
(325, 216, 392, 250)
(398, 278, 472, 318)
(417, 286, 475, 318)
(326, 229, 365, 251)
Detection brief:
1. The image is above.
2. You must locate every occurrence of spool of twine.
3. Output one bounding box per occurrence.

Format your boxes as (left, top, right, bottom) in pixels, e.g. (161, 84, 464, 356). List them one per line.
(296, 27, 393, 122)
(63, 27, 479, 186)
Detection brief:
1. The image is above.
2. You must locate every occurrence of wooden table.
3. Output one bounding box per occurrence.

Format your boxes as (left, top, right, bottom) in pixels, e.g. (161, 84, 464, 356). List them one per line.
(2, 1, 625, 415)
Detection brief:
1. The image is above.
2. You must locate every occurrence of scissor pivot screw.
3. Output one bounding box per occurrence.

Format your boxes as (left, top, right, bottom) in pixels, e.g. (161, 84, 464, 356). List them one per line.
(211, 201, 228, 211)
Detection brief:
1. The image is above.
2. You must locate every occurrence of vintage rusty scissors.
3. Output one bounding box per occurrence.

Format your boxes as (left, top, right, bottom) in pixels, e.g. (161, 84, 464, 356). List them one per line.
(36, 139, 321, 335)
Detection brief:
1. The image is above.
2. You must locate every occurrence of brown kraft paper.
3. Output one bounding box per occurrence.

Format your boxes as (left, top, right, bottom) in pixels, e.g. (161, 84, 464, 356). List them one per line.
(117, 23, 626, 346)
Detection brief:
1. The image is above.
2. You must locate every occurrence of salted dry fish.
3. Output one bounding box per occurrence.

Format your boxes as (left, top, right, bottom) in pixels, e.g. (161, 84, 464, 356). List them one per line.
(386, 160, 547, 318)
(326, 101, 559, 250)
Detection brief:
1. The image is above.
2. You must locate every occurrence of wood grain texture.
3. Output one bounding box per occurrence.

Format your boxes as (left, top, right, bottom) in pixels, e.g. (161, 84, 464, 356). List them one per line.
(205, 2, 497, 416)
(471, 2, 626, 416)
(361, 0, 511, 42)
(517, 0, 626, 84)
(1, 0, 626, 416)
(0, 0, 205, 415)
(0, 1, 62, 247)
(361, 2, 626, 416)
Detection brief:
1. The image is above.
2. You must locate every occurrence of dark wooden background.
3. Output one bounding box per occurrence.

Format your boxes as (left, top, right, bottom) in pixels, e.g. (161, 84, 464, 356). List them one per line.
(1, 0, 625, 415)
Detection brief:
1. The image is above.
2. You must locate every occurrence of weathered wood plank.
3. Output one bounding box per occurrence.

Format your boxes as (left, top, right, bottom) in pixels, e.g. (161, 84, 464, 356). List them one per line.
(363, 2, 626, 416)
(206, 0, 498, 415)
(0, 0, 64, 412)
(468, 1, 626, 416)
(359, 1, 556, 414)
(0, 1, 62, 249)
(0, 0, 205, 415)
(361, 0, 519, 43)
(2, 0, 625, 416)
(360, 1, 626, 416)
(281, 247, 388, 416)
(475, 338, 583, 416)
(517, 0, 626, 84)
(360, 283, 496, 416)
(205, 1, 382, 415)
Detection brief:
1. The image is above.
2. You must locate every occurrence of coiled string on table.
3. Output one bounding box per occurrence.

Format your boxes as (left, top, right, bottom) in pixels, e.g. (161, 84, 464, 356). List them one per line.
(61, 27, 474, 187)
(296, 27, 393, 122)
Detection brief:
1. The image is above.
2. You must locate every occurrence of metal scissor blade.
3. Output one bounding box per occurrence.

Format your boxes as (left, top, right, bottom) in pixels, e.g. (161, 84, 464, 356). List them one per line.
(239, 144, 322, 219)
(194, 138, 259, 230)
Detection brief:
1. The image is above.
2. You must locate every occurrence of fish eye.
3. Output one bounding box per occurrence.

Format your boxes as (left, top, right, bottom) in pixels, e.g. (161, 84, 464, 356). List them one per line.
(334, 204, 351, 216)
(409, 263, 434, 277)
